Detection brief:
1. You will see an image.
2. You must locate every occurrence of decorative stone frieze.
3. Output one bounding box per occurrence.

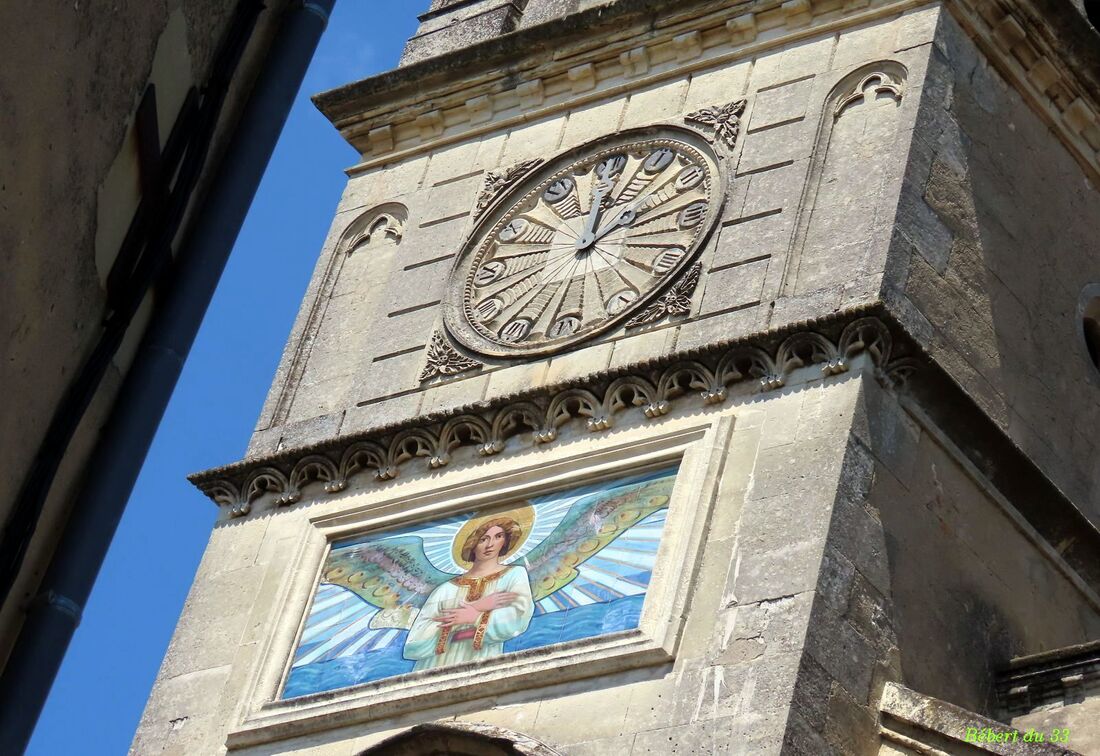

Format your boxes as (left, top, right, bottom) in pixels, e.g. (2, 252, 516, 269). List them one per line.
(192, 315, 916, 518)
(320, 0, 926, 167)
(949, 0, 1100, 181)
(997, 640, 1100, 718)
(316, 0, 1100, 190)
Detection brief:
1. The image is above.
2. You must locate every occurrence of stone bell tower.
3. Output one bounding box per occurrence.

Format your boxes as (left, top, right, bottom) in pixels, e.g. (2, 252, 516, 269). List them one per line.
(135, 0, 1100, 754)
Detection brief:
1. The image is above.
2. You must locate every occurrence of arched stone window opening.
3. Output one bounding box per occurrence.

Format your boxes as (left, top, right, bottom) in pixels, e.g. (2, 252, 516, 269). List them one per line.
(1078, 284, 1100, 379)
(358, 722, 564, 756)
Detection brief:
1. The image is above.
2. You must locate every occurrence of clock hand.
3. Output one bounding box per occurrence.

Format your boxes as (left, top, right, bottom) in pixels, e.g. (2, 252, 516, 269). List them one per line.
(589, 205, 637, 246)
(587, 187, 660, 246)
(576, 161, 617, 250)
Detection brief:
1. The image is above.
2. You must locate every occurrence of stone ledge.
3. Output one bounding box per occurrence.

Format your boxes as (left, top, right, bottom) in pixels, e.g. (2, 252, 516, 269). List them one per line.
(189, 308, 916, 517)
(998, 640, 1100, 717)
(879, 682, 1083, 755)
(314, 0, 929, 162)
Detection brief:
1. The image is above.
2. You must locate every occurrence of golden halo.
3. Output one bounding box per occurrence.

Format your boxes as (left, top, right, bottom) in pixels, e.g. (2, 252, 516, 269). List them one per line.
(452, 505, 535, 569)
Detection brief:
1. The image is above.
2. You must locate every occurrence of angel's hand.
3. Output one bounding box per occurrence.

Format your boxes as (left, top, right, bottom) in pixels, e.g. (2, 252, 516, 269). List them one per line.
(468, 591, 519, 612)
(433, 603, 481, 627)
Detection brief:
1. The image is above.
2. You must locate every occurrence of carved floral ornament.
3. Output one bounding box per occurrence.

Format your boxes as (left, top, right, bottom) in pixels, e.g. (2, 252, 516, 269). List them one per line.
(419, 331, 482, 382)
(194, 317, 919, 518)
(684, 99, 747, 149)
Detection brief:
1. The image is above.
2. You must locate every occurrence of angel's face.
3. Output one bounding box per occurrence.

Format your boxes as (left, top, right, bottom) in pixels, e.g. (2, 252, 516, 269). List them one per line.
(475, 525, 507, 564)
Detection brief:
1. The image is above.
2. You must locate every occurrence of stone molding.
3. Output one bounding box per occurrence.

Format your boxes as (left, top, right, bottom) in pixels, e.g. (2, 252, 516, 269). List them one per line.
(319, 0, 933, 171)
(191, 314, 917, 518)
(359, 722, 564, 756)
(315, 0, 1100, 187)
(997, 640, 1100, 717)
(879, 682, 1082, 755)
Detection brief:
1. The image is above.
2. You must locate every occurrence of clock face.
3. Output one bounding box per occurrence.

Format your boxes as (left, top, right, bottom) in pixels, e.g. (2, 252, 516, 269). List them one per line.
(444, 128, 722, 358)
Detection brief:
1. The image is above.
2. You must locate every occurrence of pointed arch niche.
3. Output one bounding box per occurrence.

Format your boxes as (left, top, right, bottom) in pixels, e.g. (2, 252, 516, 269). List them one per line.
(344, 202, 408, 255)
(265, 202, 409, 428)
(358, 722, 564, 756)
(780, 60, 907, 297)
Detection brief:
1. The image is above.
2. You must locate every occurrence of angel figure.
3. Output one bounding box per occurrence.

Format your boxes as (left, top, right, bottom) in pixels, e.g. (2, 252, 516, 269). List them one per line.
(404, 516, 533, 669)
(319, 470, 675, 676)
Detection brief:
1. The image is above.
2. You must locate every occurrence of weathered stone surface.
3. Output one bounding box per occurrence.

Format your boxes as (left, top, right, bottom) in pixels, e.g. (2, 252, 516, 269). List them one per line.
(137, 1, 1100, 755)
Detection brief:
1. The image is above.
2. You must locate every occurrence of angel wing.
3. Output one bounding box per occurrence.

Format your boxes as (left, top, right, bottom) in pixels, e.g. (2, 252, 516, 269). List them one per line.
(322, 535, 454, 629)
(522, 474, 676, 602)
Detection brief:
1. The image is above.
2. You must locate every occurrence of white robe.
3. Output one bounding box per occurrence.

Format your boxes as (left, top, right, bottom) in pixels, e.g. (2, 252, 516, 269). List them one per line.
(403, 565, 534, 670)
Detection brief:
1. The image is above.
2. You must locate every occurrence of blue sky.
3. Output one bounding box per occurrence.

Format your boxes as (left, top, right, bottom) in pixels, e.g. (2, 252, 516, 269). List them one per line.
(28, 5, 418, 753)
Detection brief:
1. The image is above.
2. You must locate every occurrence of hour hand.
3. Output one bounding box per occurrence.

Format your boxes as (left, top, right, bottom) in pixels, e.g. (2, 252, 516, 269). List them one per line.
(589, 204, 639, 246)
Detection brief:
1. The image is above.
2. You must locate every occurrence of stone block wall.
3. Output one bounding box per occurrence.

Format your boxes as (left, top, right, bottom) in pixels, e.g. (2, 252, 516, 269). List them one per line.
(248, 5, 943, 458)
(786, 374, 1100, 756)
(886, 9, 1100, 522)
(136, 362, 873, 754)
(138, 364, 1100, 754)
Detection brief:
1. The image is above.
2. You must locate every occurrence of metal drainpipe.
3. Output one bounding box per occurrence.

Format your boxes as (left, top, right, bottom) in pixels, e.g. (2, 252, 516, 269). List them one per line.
(0, 1, 335, 751)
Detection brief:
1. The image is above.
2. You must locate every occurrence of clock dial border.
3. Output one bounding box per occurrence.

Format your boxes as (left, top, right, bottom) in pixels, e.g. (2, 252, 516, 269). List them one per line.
(444, 126, 726, 359)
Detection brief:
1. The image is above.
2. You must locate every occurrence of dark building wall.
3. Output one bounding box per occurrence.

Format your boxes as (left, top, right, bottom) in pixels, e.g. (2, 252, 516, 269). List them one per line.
(0, 0, 290, 667)
(886, 10, 1100, 522)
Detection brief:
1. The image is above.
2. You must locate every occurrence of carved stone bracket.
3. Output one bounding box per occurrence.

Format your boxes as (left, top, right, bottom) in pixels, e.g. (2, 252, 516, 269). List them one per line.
(474, 159, 543, 217)
(194, 316, 917, 518)
(625, 262, 702, 328)
(419, 331, 482, 382)
(684, 99, 747, 149)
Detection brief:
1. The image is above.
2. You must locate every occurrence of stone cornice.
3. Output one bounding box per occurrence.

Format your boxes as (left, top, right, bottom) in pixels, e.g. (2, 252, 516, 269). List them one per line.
(189, 310, 921, 518)
(313, 0, 931, 171)
(313, 0, 1100, 187)
(946, 0, 1100, 183)
(997, 640, 1100, 716)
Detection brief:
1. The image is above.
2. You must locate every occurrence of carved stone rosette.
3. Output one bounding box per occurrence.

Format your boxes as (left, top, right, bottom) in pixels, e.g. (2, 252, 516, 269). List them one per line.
(419, 331, 482, 382)
(684, 99, 747, 149)
(625, 262, 702, 328)
(473, 159, 544, 217)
